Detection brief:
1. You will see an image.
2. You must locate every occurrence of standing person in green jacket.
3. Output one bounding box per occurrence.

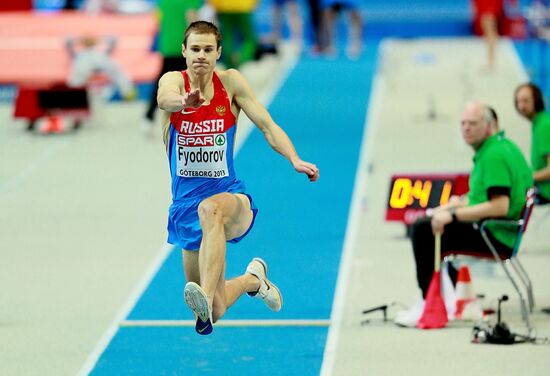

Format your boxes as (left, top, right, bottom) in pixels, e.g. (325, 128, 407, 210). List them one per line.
(395, 102, 533, 327)
(514, 83, 550, 204)
(143, 0, 201, 132)
(209, 0, 258, 69)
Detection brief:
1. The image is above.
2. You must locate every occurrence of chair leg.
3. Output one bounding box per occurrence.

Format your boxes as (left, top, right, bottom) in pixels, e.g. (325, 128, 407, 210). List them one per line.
(480, 229, 531, 330)
(502, 260, 531, 329)
(511, 258, 535, 312)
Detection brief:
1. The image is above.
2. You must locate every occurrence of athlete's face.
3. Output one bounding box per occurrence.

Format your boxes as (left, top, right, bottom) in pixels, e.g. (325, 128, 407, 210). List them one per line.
(515, 86, 536, 120)
(460, 104, 491, 149)
(182, 33, 221, 74)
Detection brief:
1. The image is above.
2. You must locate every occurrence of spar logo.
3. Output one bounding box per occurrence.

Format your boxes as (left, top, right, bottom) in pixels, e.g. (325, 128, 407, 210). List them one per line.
(178, 134, 226, 147)
(178, 134, 215, 147)
(215, 134, 225, 146)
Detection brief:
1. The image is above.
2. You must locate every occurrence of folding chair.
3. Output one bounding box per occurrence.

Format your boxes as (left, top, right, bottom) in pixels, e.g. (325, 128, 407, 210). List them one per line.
(445, 188, 537, 330)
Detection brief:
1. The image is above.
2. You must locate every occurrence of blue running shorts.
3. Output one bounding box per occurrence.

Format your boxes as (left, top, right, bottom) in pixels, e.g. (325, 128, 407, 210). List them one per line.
(167, 193, 258, 250)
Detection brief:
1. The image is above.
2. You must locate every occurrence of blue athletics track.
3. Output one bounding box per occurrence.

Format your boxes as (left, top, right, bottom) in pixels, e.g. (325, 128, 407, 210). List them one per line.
(87, 46, 379, 375)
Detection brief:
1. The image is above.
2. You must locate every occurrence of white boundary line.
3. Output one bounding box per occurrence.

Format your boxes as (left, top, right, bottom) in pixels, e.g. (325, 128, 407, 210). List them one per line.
(120, 319, 330, 328)
(77, 242, 174, 376)
(320, 42, 387, 376)
(77, 51, 299, 376)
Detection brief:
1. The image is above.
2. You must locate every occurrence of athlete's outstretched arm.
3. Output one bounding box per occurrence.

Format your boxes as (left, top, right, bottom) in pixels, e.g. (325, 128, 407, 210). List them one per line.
(230, 70, 319, 182)
(157, 71, 205, 112)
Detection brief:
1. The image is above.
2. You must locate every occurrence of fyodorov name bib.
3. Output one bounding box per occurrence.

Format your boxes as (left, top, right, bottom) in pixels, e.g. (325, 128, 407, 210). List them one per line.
(169, 71, 237, 180)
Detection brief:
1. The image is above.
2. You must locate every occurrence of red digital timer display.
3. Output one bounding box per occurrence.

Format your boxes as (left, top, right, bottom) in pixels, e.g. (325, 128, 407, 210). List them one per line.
(385, 173, 470, 224)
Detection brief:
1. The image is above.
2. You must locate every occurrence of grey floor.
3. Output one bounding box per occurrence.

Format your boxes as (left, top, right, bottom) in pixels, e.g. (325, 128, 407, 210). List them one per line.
(0, 99, 171, 375)
(325, 38, 550, 376)
(1, 39, 549, 376)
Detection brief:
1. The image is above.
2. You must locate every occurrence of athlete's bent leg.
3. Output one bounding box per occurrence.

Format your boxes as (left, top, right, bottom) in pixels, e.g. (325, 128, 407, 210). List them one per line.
(183, 248, 258, 323)
(197, 193, 257, 319)
(211, 262, 260, 322)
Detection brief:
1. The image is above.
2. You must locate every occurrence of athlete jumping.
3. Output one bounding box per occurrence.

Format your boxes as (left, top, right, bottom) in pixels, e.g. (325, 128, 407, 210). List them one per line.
(156, 21, 320, 335)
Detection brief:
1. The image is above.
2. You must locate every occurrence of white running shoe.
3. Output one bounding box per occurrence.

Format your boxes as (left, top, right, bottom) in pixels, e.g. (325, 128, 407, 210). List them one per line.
(184, 282, 213, 335)
(246, 258, 283, 312)
(394, 298, 425, 328)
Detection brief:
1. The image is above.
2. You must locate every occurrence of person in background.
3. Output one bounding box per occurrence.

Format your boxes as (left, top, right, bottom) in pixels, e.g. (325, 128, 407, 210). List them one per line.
(514, 82, 550, 317)
(66, 35, 136, 100)
(272, 0, 303, 47)
(514, 83, 550, 204)
(321, 0, 363, 59)
(395, 103, 533, 327)
(63, 0, 79, 10)
(209, 0, 258, 69)
(307, 0, 323, 54)
(471, 0, 518, 71)
(142, 0, 201, 134)
(83, 0, 119, 13)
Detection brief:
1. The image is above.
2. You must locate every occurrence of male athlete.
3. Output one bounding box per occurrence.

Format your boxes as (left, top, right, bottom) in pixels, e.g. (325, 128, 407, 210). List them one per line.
(157, 21, 320, 335)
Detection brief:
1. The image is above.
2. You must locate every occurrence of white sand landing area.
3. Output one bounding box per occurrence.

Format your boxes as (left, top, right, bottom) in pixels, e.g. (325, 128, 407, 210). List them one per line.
(323, 38, 550, 376)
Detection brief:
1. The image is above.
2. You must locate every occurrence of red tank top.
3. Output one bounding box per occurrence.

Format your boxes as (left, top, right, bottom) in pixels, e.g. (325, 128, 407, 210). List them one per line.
(167, 70, 240, 187)
(169, 70, 236, 135)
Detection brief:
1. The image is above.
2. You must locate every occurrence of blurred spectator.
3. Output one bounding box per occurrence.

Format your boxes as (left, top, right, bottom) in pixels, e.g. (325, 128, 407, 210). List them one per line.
(209, 0, 258, 68)
(66, 35, 136, 100)
(526, 0, 549, 34)
(83, 0, 119, 13)
(198, 1, 217, 23)
(143, 0, 201, 133)
(83, 0, 154, 14)
(321, 0, 363, 59)
(306, 0, 323, 53)
(471, 0, 518, 70)
(63, 0, 79, 10)
(272, 0, 303, 46)
(514, 83, 550, 204)
(395, 103, 533, 327)
(515, 81, 550, 323)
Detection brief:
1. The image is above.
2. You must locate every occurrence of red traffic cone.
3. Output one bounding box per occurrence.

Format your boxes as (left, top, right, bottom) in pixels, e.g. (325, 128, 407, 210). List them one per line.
(417, 271, 448, 329)
(40, 115, 64, 134)
(455, 265, 482, 320)
(417, 233, 448, 329)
